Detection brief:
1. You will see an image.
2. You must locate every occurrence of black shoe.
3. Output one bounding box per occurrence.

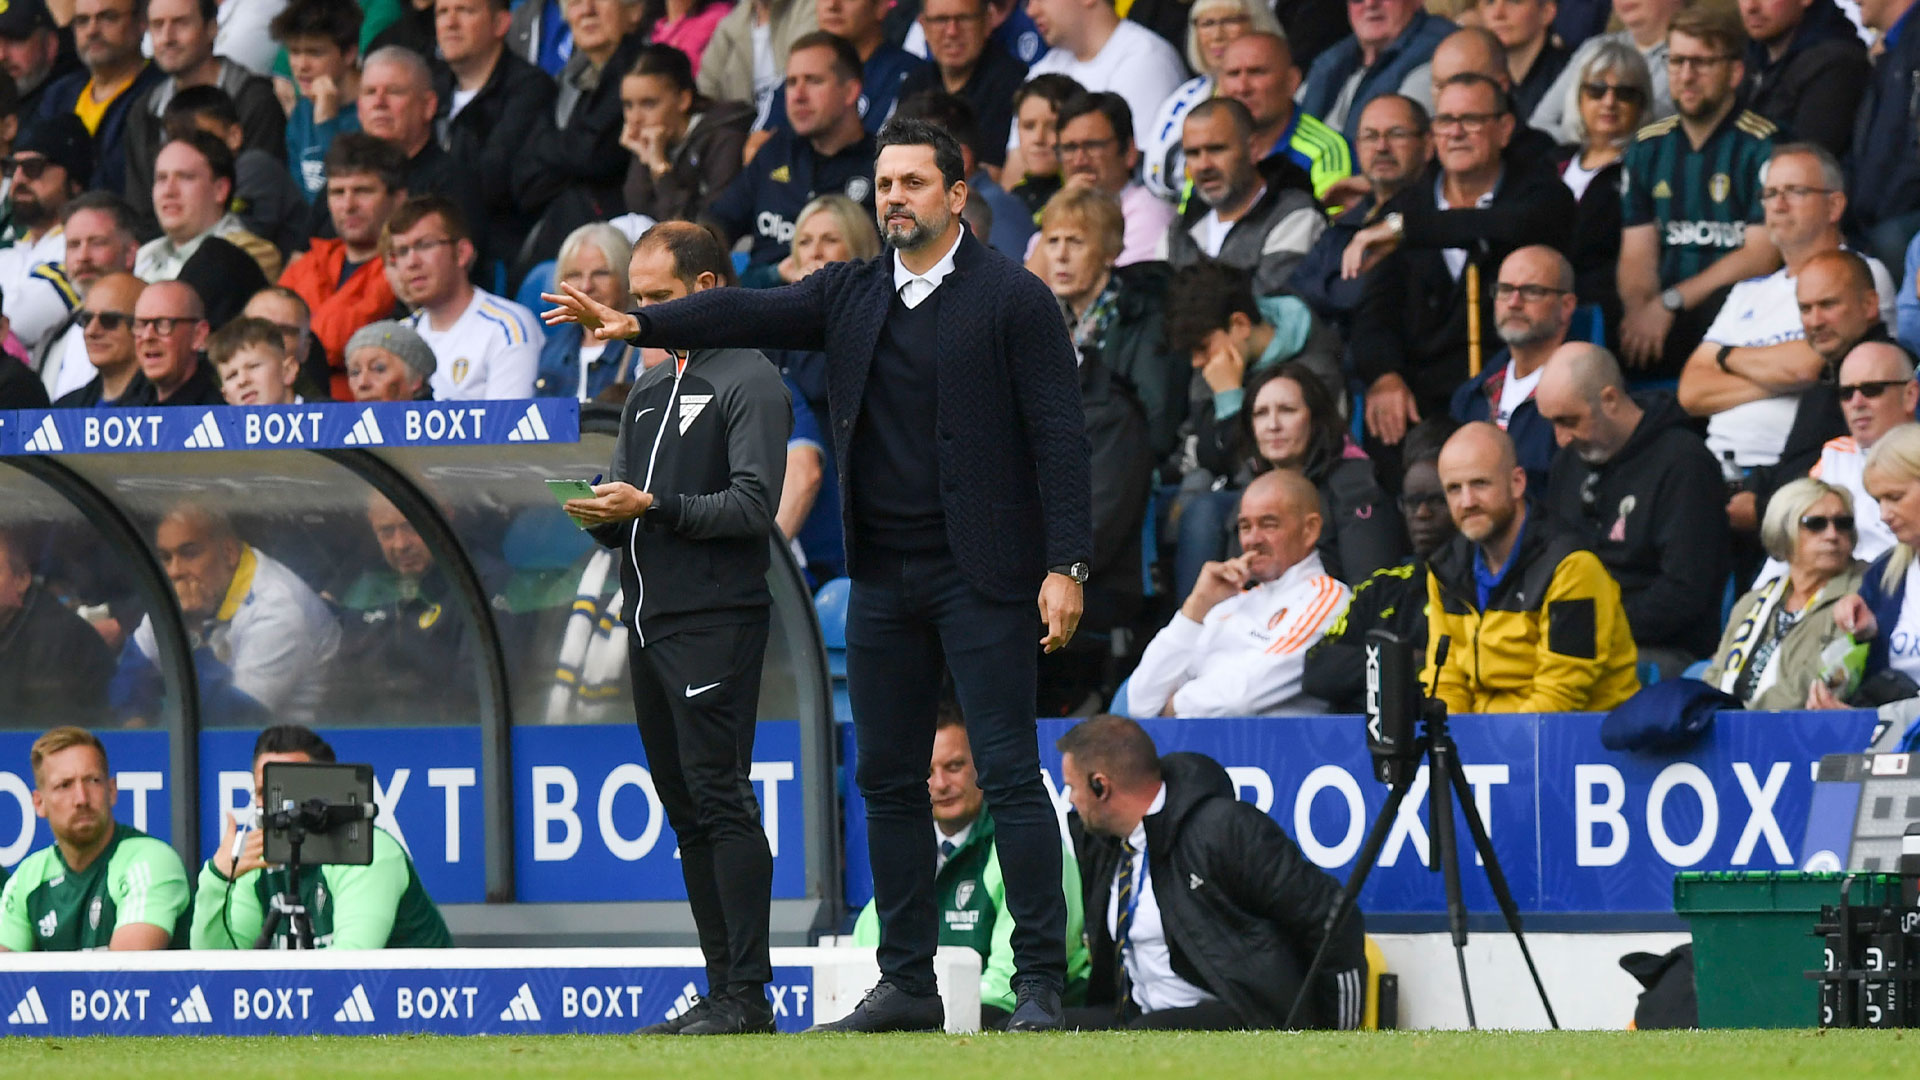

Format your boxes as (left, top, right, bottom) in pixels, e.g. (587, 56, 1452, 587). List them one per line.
(635, 995, 712, 1035)
(680, 990, 777, 1035)
(804, 981, 944, 1033)
(1003, 980, 1062, 1032)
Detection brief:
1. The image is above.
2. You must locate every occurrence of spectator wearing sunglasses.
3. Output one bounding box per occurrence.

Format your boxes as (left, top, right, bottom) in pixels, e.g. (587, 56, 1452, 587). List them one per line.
(1550, 38, 1650, 347)
(1799, 343, 1920, 568)
(0, 115, 88, 355)
(1701, 476, 1866, 708)
(51, 270, 144, 407)
(1536, 341, 1730, 672)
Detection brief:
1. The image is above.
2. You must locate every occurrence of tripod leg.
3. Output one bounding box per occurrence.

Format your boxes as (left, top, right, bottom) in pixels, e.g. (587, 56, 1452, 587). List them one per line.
(1445, 752, 1560, 1029)
(1427, 736, 1476, 1029)
(1284, 779, 1411, 1030)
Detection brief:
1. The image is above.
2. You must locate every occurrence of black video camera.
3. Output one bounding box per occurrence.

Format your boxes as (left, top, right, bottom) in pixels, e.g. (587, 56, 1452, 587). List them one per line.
(1364, 629, 1429, 784)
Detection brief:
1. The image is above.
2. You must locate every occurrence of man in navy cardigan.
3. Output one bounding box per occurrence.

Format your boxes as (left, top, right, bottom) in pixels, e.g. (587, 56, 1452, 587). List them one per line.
(544, 116, 1094, 1033)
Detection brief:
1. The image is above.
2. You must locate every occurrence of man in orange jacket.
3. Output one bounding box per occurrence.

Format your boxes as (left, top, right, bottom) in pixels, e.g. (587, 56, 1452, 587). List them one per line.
(279, 133, 407, 399)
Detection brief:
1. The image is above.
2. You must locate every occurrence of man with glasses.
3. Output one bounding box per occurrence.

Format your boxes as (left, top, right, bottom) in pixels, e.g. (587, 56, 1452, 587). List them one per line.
(1679, 144, 1896, 484)
(1801, 342, 1920, 566)
(392, 194, 543, 400)
(279, 132, 408, 399)
(38, 191, 139, 400)
(1346, 73, 1574, 452)
(1290, 92, 1430, 335)
(899, 0, 1026, 172)
(1449, 245, 1578, 491)
(51, 270, 145, 407)
(1298, 0, 1453, 142)
(1537, 341, 1729, 669)
(123, 277, 222, 405)
(33, 0, 163, 194)
(1618, 6, 1778, 377)
(1027, 92, 1170, 272)
(0, 116, 86, 357)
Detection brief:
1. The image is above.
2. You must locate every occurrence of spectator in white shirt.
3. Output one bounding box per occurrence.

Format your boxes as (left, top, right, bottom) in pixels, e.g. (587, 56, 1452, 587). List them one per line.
(387, 193, 543, 400)
(1126, 468, 1351, 717)
(1813, 342, 1920, 566)
(1021, 0, 1186, 157)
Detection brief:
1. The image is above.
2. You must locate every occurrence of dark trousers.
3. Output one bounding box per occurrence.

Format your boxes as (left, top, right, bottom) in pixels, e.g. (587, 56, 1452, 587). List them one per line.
(845, 546, 1067, 996)
(628, 617, 774, 993)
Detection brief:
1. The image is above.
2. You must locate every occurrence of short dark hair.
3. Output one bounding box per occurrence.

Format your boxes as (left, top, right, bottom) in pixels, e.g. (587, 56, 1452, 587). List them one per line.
(1435, 71, 1511, 117)
(61, 190, 138, 234)
(1401, 416, 1460, 471)
(387, 193, 471, 243)
(625, 41, 697, 96)
(638, 221, 737, 289)
(1012, 73, 1084, 114)
(1186, 96, 1254, 141)
(252, 724, 336, 764)
(162, 84, 240, 137)
(1240, 362, 1344, 476)
(324, 131, 409, 192)
(1055, 715, 1161, 786)
(207, 316, 289, 368)
(270, 0, 363, 51)
(162, 129, 237, 194)
(1361, 92, 1431, 135)
(1056, 91, 1135, 150)
(1165, 260, 1260, 361)
(788, 30, 863, 83)
(1669, 4, 1748, 56)
(875, 114, 968, 188)
(893, 90, 981, 165)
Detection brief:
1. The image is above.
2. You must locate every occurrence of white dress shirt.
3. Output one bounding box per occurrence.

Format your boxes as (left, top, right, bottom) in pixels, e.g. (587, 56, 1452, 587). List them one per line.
(893, 228, 962, 308)
(1107, 784, 1216, 1013)
(935, 819, 974, 873)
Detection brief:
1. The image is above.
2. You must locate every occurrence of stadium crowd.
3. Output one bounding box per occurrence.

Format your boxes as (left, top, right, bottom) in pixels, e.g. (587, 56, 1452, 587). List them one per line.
(3, 0, 1920, 725)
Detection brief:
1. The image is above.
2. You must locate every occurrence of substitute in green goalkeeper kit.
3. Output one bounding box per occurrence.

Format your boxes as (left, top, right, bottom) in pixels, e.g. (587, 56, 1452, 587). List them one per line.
(191, 724, 450, 950)
(0, 727, 190, 951)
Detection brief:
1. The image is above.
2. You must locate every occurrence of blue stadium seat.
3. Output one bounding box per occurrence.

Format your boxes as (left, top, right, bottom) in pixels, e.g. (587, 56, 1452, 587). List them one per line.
(814, 576, 851, 678)
(1683, 659, 1711, 680)
(732, 251, 750, 277)
(1109, 676, 1132, 717)
(1571, 303, 1606, 345)
(516, 260, 556, 316)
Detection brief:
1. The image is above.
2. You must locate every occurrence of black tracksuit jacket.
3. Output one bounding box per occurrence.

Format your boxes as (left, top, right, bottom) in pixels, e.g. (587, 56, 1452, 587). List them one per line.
(590, 347, 791, 645)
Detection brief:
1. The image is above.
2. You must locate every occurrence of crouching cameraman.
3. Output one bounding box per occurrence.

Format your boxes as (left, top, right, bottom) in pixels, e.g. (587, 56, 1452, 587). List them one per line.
(1057, 715, 1366, 1030)
(191, 725, 450, 949)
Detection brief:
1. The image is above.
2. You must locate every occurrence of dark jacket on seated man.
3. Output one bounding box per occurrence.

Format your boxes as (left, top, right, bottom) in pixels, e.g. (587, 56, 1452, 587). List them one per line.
(1071, 752, 1366, 1029)
(0, 583, 114, 727)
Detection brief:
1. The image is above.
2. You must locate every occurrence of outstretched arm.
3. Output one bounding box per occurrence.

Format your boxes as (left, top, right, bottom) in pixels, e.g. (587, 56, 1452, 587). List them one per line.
(542, 267, 840, 354)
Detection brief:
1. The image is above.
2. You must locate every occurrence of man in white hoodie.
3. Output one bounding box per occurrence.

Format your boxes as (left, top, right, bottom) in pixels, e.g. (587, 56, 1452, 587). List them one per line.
(1128, 468, 1351, 717)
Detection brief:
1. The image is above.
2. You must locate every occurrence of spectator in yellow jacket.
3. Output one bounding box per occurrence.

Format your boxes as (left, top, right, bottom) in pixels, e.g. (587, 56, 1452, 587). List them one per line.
(1425, 422, 1640, 713)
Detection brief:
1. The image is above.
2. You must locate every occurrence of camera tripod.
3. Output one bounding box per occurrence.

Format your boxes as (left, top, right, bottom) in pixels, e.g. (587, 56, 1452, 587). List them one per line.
(1287, 694, 1559, 1030)
(254, 806, 317, 950)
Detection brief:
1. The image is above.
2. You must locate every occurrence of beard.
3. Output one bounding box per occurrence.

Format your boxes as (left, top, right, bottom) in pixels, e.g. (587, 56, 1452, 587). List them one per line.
(1496, 316, 1557, 349)
(883, 204, 950, 251)
(10, 191, 52, 231)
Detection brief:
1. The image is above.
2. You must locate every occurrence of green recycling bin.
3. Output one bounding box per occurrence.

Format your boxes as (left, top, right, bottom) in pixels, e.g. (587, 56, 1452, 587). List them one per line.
(1674, 870, 1904, 1028)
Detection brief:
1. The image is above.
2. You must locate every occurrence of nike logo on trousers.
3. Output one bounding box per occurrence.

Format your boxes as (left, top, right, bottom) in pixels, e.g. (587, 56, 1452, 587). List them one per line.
(685, 681, 722, 697)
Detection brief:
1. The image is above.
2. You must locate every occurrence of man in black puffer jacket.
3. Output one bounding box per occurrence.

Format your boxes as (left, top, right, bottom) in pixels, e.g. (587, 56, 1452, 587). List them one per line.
(1057, 715, 1367, 1030)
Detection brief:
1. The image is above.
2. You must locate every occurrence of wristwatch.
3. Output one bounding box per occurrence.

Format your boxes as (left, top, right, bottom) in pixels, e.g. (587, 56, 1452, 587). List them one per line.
(1660, 287, 1685, 312)
(1050, 562, 1091, 584)
(1382, 211, 1404, 241)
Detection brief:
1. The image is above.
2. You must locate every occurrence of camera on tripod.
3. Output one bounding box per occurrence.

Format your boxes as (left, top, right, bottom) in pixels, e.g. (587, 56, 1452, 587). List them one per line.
(253, 761, 379, 950)
(1363, 628, 1429, 785)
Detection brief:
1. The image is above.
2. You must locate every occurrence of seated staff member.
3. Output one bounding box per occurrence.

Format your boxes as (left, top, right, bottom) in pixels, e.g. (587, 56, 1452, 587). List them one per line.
(0, 727, 190, 952)
(192, 724, 451, 949)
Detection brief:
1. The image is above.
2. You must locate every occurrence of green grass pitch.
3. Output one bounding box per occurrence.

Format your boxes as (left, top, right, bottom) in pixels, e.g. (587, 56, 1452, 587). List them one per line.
(0, 1030, 1914, 1079)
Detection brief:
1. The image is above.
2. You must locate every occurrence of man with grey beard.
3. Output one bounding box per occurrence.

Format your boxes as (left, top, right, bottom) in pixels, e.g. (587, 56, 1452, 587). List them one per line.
(1535, 341, 1731, 669)
(1448, 244, 1576, 489)
(1158, 96, 1324, 298)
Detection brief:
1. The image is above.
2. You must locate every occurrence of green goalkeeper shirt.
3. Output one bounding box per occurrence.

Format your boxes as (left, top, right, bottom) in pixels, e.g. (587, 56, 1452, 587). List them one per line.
(0, 823, 190, 951)
(190, 825, 451, 949)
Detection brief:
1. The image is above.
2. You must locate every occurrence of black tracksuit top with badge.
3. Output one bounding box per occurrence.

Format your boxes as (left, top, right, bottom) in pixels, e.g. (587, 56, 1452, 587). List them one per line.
(589, 346, 791, 644)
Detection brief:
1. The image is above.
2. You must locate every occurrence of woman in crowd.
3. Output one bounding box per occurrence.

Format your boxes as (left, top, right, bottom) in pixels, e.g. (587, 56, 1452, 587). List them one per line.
(1703, 478, 1865, 709)
(1552, 39, 1650, 346)
(620, 44, 754, 223)
(1184, 362, 1405, 589)
(345, 321, 436, 402)
(1821, 425, 1920, 707)
(1142, 0, 1281, 200)
(536, 225, 636, 401)
(641, 0, 734, 75)
(1006, 74, 1083, 217)
(773, 194, 881, 412)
